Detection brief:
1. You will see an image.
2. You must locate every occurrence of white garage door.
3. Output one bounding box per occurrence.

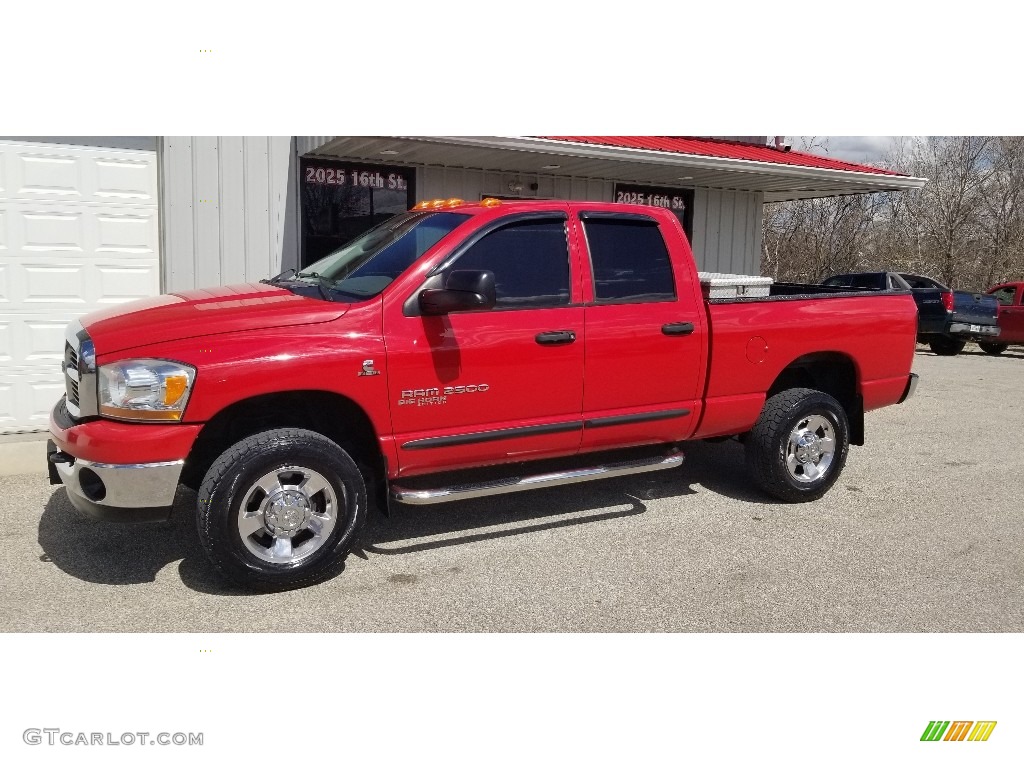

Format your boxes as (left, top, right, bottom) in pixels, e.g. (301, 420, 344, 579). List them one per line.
(0, 140, 160, 433)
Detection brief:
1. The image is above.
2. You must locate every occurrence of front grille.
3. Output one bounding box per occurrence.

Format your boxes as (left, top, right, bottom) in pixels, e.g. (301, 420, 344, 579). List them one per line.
(63, 320, 96, 419)
(65, 342, 78, 373)
(64, 341, 80, 407)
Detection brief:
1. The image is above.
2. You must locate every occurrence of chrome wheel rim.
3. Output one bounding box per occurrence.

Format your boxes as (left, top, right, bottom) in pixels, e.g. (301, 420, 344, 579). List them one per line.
(237, 466, 340, 564)
(785, 415, 836, 484)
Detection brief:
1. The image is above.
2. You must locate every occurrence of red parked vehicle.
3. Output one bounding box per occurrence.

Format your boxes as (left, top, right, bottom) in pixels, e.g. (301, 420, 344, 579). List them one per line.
(47, 199, 920, 589)
(981, 282, 1024, 354)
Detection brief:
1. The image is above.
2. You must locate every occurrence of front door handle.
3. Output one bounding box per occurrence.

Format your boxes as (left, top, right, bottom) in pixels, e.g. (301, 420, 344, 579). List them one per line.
(662, 322, 695, 336)
(536, 330, 577, 345)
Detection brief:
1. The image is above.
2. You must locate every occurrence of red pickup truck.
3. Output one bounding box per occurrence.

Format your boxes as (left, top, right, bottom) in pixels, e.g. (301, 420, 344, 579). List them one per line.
(48, 199, 919, 589)
(980, 282, 1024, 354)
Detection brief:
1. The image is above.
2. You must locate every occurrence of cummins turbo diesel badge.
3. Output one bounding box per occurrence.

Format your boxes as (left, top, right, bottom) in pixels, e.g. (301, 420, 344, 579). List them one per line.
(398, 384, 489, 407)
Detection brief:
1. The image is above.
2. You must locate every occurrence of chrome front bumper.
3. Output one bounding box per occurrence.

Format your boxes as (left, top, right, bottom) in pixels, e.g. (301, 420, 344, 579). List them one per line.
(47, 442, 183, 522)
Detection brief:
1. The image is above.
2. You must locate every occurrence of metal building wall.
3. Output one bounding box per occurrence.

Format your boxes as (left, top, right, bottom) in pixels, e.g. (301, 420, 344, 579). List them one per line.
(418, 167, 759, 274)
(299, 136, 763, 274)
(158, 137, 299, 292)
(689, 188, 763, 275)
(418, 166, 613, 205)
(297, 137, 334, 157)
(158, 137, 765, 294)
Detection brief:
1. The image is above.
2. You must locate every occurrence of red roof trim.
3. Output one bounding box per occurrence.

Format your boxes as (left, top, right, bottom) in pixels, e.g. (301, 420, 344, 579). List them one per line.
(537, 136, 903, 177)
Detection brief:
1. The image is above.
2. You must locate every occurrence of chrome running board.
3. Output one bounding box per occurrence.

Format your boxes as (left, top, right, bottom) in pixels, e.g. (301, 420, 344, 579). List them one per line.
(390, 449, 683, 505)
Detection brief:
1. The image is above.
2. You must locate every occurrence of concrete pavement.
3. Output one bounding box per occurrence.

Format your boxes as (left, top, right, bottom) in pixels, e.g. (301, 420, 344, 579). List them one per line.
(2, 346, 1023, 632)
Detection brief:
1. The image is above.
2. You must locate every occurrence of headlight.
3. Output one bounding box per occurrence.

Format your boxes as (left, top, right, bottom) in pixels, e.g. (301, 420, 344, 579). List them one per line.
(98, 359, 196, 422)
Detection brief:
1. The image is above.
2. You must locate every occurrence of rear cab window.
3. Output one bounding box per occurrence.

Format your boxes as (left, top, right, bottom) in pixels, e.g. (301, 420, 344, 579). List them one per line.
(900, 274, 946, 291)
(850, 274, 886, 290)
(887, 274, 911, 290)
(822, 275, 853, 288)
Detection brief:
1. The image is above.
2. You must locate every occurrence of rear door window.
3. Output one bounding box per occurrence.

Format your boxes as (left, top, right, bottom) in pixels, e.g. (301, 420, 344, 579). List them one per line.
(581, 217, 675, 303)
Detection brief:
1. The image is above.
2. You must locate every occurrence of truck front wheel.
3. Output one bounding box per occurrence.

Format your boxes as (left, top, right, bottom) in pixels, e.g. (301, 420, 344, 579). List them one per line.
(745, 388, 849, 503)
(197, 428, 367, 590)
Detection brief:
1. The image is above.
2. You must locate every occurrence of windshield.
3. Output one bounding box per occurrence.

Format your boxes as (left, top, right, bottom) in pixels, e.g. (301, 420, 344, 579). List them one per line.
(287, 211, 471, 301)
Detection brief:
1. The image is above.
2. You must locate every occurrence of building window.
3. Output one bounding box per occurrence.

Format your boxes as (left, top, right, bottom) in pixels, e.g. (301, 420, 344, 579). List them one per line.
(300, 158, 415, 267)
(613, 183, 694, 241)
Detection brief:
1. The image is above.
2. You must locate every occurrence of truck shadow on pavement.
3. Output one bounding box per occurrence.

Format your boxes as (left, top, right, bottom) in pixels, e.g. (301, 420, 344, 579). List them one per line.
(359, 439, 760, 557)
(36, 485, 238, 593)
(36, 439, 762, 594)
(915, 345, 1024, 360)
(958, 349, 1024, 360)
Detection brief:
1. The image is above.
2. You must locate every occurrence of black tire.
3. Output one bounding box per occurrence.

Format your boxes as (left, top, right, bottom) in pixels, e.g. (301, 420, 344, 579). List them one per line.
(745, 388, 850, 503)
(197, 428, 367, 591)
(928, 336, 966, 356)
(978, 341, 1008, 356)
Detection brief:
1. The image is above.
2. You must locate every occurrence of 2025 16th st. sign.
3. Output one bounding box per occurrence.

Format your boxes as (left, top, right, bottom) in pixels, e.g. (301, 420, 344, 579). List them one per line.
(614, 183, 694, 238)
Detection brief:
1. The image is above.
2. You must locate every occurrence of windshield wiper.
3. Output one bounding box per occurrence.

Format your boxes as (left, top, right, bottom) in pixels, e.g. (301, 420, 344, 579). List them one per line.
(294, 271, 336, 302)
(260, 268, 296, 285)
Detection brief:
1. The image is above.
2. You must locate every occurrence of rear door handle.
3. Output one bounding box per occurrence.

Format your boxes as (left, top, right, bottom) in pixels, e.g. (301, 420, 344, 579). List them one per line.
(662, 322, 695, 336)
(536, 330, 577, 345)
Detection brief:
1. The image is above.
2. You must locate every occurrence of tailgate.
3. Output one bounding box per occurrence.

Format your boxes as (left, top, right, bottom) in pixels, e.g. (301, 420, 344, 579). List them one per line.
(912, 288, 946, 322)
(951, 291, 999, 326)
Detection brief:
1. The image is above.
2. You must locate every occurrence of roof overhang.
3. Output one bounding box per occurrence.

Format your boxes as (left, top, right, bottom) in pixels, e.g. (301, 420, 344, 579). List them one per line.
(306, 136, 927, 202)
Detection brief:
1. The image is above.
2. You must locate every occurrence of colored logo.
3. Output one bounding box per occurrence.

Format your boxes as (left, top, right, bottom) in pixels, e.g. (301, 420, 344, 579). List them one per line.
(921, 721, 996, 742)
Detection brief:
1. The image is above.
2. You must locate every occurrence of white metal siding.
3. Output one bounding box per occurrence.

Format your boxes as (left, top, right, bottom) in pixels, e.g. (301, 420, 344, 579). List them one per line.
(0, 140, 159, 433)
(414, 164, 758, 271)
(297, 137, 335, 157)
(159, 136, 766, 297)
(417, 166, 614, 204)
(159, 137, 298, 293)
(297, 136, 764, 272)
(690, 188, 763, 275)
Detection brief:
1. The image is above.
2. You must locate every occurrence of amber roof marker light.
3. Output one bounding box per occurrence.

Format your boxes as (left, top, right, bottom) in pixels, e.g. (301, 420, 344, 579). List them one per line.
(412, 198, 501, 211)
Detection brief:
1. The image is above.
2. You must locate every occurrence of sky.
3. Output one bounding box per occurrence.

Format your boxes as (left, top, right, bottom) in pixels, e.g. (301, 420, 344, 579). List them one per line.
(789, 136, 898, 166)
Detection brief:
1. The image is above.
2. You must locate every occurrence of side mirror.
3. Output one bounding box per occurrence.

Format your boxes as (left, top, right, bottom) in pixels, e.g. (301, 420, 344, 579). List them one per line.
(419, 270, 496, 315)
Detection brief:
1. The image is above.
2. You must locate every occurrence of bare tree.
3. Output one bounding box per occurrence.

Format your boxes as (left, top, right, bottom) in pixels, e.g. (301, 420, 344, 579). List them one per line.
(978, 136, 1024, 287)
(761, 193, 883, 282)
(899, 136, 990, 289)
(763, 136, 894, 282)
(761, 136, 1024, 291)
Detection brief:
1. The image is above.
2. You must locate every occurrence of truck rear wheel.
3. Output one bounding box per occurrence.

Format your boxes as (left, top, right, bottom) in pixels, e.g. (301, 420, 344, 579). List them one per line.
(197, 428, 367, 590)
(928, 336, 966, 356)
(745, 388, 849, 503)
(978, 341, 1008, 356)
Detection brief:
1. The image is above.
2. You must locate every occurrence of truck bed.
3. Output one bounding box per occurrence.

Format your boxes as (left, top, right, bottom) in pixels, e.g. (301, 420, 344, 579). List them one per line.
(693, 288, 918, 440)
(706, 281, 907, 303)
